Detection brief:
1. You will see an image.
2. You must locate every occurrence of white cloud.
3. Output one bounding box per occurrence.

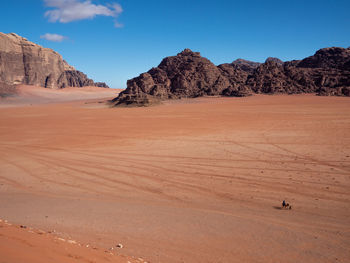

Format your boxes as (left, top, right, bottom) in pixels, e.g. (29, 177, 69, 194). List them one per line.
(40, 33, 67, 42)
(44, 0, 123, 27)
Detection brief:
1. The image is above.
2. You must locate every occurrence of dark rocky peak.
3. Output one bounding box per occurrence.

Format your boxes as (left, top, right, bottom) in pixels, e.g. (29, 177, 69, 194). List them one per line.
(177, 48, 201, 57)
(158, 49, 215, 80)
(265, 57, 283, 65)
(255, 58, 283, 74)
(297, 47, 350, 70)
(113, 49, 250, 106)
(232, 58, 260, 67)
(231, 59, 261, 73)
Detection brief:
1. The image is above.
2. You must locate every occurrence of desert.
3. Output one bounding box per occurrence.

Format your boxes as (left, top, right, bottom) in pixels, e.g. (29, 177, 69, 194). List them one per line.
(1, 92, 349, 262)
(1, 1, 350, 262)
(0, 219, 142, 263)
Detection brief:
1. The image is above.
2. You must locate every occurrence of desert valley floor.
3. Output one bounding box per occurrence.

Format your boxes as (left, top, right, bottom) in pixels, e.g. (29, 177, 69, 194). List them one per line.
(0, 88, 349, 263)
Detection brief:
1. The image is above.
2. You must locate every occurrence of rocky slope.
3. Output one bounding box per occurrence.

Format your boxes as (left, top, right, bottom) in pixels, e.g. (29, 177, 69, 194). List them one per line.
(0, 32, 109, 89)
(112, 47, 350, 106)
(0, 81, 17, 98)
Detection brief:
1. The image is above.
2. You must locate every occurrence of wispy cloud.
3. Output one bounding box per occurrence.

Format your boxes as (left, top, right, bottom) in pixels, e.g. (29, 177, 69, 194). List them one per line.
(43, 0, 123, 27)
(40, 33, 67, 42)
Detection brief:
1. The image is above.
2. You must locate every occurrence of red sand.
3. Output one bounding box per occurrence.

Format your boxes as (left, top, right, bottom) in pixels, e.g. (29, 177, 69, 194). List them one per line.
(0, 89, 349, 262)
(0, 219, 143, 263)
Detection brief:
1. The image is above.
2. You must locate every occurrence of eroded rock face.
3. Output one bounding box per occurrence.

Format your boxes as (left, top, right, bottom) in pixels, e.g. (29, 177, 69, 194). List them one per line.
(112, 47, 350, 106)
(114, 49, 250, 106)
(249, 47, 350, 96)
(231, 58, 261, 74)
(298, 47, 350, 70)
(217, 63, 252, 97)
(246, 60, 317, 94)
(0, 32, 109, 89)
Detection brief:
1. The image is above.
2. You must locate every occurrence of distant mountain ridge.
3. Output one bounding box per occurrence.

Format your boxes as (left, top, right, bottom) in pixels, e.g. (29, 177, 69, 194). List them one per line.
(112, 47, 350, 106)
(0, 32, 109, 89)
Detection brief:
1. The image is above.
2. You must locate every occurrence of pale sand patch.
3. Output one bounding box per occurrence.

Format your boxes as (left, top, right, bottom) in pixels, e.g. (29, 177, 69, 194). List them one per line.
(0, 94, 349, 262)
(0, 84, 121, 107)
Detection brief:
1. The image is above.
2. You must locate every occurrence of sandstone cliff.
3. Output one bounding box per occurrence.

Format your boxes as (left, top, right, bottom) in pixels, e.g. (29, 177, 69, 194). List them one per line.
(0, 32, 109, 89)
(112, 47, 350, 106)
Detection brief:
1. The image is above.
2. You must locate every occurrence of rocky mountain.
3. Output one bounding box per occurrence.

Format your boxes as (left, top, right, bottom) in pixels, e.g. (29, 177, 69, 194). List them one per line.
(231, 58, 261, 73)
(0, 32, 109, 89)
(249, 47, 350, 96)
(112, 47, 350, 106)
(113, 49, 231, 106)
(265, 57, 283, 65)
(112, 49, 252, 106)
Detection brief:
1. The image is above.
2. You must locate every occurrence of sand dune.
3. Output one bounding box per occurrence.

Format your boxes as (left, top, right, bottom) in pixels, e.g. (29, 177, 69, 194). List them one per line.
(0, 94, 349, 262)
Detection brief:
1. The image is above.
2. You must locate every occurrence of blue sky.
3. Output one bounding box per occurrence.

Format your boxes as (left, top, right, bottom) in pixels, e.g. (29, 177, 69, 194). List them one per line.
(1, 0, 350, 89)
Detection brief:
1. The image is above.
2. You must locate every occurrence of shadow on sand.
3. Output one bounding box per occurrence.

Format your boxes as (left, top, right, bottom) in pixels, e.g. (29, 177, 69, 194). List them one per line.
(272, 206, 282, 210)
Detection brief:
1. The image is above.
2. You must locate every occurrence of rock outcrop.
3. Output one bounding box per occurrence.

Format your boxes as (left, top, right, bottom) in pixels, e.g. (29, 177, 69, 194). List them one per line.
(113, 49, 249, 106)
(0, 32, 109, 89)
(231, 58, 261, 74)
(265, 57, 283, 65)
(112, 47, 350, 106)
(94, 82, 110, 88)
(249, 47, 350, 96)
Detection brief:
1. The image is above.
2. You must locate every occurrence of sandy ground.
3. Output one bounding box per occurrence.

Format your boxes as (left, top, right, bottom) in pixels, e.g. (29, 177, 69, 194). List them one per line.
(0, 85, 121, 107)
(0, 90, 349, 263)
(0, 219, 144, 263)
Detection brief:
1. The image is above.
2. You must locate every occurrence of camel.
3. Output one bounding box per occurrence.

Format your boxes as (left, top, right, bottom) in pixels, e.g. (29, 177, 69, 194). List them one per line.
(282, 200, 292, 210)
